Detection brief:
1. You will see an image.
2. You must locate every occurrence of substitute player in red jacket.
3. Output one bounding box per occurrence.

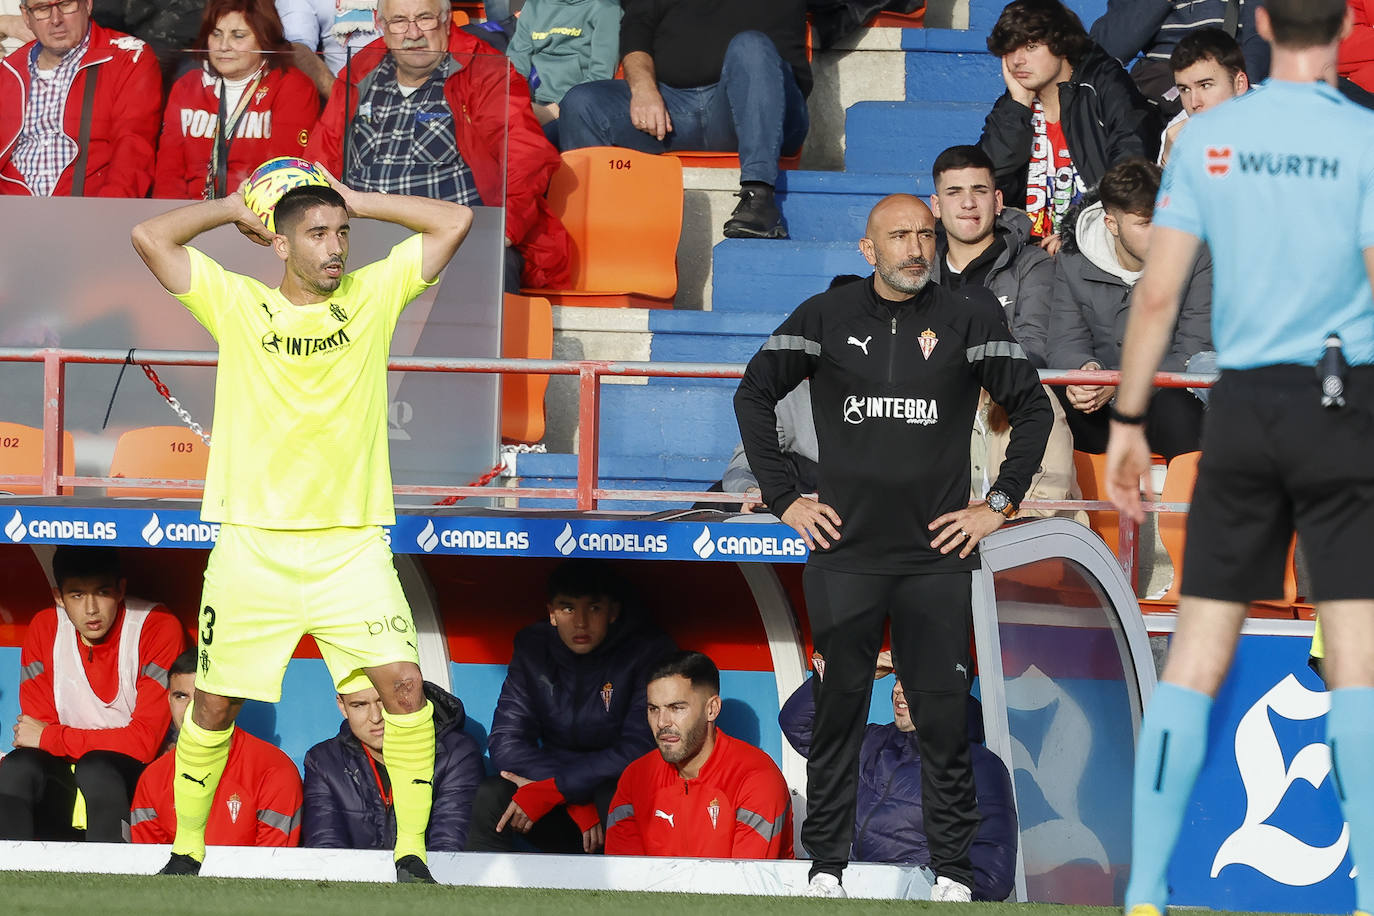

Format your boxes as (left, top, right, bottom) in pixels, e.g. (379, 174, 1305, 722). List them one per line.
(131, 649, 302, 846)
(0, 546, 184, 841)
(605, 651, 792, 859)
(153, 0, 319, 200)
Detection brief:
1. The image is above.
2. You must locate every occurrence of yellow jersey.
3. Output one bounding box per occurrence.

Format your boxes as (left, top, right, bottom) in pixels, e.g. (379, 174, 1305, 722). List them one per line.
(175, 235, 432, 529)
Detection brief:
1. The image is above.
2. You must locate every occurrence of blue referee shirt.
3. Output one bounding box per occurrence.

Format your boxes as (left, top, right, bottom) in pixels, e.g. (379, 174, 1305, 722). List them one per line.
(1154, 80, 1374, 369)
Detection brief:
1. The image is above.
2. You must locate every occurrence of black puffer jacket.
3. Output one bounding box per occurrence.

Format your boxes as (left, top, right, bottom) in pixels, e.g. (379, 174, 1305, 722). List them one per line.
(301, 681, 485, 852)
(979, 41, 1160, 206)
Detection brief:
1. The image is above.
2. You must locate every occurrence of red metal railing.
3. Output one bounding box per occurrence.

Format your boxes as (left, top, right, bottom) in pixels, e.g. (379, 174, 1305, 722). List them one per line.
(0, 346, 1211, 584)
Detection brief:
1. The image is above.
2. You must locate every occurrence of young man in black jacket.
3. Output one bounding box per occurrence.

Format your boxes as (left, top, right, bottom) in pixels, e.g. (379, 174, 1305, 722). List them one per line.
(735, 194, 1051, 900)
(980, 0, 1160, 254)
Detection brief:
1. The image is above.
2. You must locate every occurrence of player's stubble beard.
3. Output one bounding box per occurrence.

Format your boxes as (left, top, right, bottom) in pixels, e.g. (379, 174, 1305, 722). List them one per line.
(657, 714, 708, 765)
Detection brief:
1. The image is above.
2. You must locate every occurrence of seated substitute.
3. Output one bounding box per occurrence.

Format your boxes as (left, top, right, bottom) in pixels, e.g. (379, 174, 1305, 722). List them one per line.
(0, 0, 162, 196)
(779, 651, 1018, 902)
(467, 559, 675, 854)
(979, 0, 1159, 252)
(307, 0, 572, 292)
(1048, 158, 1211, 459)
(605, 650, 793, 859)
(557, 0, 810, 241)
(303, 678, 483, 852)
(131, 649, 302, 846)
(0, 546, 184, 842)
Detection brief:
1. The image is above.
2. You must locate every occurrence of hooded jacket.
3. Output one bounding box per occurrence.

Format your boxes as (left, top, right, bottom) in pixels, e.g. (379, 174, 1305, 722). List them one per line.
(488, 610, 676, 804)
(779, 678, 1018, 901)
(1047, 196, 1212, 372)
(307, 21, 572, 288)
(933, 208, 1055, 368)
(0, 22, 161, 196)
(507, 0, 622, 106)
(301, 681, 484, 852)
(979, 42, 1160, 209)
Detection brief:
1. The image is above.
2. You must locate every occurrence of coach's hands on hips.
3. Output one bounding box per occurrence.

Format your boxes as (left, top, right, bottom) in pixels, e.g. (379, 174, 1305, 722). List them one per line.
(780, 497, 842, 550)
(929, 502, 1004, 558)
(496, 770, 535, 834)
(1105, 422, 1153, 523)
(12, 714, 47, 749)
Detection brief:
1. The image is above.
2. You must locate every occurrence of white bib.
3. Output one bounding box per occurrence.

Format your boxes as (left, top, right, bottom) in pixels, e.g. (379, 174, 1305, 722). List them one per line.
(52, 598, 156, 730)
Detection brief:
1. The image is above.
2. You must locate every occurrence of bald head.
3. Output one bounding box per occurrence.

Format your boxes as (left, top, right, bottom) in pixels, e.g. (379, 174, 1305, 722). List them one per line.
(865, 194, 936, 239)
(860, 195, 937, 300)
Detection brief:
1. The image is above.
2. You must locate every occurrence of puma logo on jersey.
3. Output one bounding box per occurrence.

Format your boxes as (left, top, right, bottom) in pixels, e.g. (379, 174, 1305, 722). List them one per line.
(847, 335, 872, 355)
(654, 809, 675, 828)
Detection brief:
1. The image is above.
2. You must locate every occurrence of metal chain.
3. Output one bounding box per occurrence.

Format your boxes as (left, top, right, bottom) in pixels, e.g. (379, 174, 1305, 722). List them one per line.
(140, 362, 211, 446)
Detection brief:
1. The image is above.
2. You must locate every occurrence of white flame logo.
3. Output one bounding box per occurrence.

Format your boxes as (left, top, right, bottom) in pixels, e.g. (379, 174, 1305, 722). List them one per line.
(1211, 674, 1348, 885)
(554, 523, 576, 556)
(693, 526, 715, 559)
(4, 510, 24, 543)
(142, 513, 164, 546)
(417, 520, 439, 553)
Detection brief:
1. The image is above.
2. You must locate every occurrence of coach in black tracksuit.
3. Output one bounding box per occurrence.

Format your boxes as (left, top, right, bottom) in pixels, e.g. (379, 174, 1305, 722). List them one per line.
(735, 195, 1050, 898)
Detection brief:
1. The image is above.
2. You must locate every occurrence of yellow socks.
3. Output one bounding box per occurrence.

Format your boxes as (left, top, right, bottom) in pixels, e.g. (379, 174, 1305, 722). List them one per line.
(171, 704, 234, 862)
(383, 700, 435, 862)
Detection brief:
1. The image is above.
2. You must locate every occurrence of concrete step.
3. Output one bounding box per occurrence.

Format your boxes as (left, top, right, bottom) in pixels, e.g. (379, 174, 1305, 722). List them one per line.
(712, 239, 872, 314)
(844, 99, 988, 175)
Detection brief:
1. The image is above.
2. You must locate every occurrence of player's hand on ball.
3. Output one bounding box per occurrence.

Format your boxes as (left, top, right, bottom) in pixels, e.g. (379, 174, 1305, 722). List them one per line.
(229, 185, 273, 246)
(312, 162, 357, 214)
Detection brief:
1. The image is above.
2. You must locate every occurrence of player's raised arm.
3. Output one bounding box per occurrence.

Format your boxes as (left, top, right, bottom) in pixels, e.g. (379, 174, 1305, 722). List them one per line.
(315, 164, 474, 283)
(131, 191, 274, 296)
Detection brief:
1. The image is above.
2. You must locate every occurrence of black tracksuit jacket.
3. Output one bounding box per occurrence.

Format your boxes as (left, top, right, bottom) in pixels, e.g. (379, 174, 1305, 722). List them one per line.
(734, 275, 1052, 575)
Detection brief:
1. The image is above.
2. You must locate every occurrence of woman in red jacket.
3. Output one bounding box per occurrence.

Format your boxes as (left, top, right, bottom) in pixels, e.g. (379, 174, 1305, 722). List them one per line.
(154, 0, 319, 199)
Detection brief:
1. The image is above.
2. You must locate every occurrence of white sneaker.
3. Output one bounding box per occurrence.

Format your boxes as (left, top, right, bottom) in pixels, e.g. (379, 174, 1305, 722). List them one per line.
(801, 872, 847, 898)
(931, 876, 973, 902)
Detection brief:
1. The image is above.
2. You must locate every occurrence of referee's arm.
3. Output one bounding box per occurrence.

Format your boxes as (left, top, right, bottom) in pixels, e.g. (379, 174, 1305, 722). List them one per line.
(1106, 225, 1202, 517)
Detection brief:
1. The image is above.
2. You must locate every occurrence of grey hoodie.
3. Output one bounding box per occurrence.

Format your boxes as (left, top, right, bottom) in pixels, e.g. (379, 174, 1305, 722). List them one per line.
(1048, 199, 1212, 372)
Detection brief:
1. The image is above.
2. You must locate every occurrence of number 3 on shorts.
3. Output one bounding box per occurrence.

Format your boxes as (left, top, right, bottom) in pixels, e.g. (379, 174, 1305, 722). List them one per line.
(200, 605, 216, 645)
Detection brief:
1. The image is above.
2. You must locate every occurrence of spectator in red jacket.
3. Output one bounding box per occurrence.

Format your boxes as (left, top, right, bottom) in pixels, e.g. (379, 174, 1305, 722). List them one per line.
(306, 0, 571, 292)
(0, 546, 184, 841)
(130, 649, 302, 846)
(154, 0, 319, 200)
(1340, 1, 1374, 91)
(0, 0, 161, 196)
(605, 650, 793, 859)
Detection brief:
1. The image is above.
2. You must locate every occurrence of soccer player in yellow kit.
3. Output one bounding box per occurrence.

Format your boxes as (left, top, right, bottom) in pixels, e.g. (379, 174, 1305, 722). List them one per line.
(131, 169, 472, 883)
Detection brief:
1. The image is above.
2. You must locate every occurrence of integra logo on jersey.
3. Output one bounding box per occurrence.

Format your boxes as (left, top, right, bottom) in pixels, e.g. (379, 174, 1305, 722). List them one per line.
(261, 328, 351, 357)
(843, 395, 939, 426)
(1230, 150, 1340, 180)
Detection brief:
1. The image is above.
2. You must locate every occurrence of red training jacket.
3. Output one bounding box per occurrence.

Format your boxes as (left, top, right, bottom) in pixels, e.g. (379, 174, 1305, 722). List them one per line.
(130, 728, 303, 846)
(0, 22, 162, 196)
(154, 64, 320, 200)
(605, 730, 793, 859)
(19, 602, 184, 763)
(307, 22, 571, 289)
(1341, 0, 1374, 92)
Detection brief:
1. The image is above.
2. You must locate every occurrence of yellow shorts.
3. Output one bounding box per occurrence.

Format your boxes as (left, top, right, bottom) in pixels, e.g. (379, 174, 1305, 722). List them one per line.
(195, 524, 419, 702)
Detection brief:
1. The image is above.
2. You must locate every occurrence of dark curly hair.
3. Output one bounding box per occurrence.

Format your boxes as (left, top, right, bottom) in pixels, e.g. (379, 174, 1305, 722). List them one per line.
(987, 0, 1090, 62)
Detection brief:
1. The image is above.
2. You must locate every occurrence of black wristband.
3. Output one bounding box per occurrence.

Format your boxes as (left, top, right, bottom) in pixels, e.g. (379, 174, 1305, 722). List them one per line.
(1108, 403, 1147, 425)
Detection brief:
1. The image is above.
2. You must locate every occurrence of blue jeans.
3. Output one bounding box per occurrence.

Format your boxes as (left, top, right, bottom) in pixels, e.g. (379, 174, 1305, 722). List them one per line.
(558, 31, 810, 185)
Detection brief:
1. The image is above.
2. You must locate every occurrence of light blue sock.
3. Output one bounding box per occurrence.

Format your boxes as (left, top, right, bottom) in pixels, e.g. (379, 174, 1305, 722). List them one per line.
(1327, 687, 1374, 914)
(1124, 682, 1212, 912)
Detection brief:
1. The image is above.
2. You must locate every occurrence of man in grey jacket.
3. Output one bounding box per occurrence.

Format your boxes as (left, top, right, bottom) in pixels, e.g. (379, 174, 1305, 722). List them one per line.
(1048, 157, 1211, 459)
(929, 144, 1054, 369)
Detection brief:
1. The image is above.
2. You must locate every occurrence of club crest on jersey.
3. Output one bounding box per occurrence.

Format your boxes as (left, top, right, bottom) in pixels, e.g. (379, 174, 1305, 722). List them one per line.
(707, 797, 721, 829)
(254, 88, 268, 106)
(601, 681, 613, 711)
(331, 304, 347, 322)
(1206, 147, 1232, 177)
(919, 328, 938, 360)
(227, 792, 242, 823)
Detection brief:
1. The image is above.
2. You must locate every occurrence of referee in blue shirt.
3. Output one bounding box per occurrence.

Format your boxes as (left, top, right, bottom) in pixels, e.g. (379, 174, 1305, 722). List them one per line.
(1105, 3, 1374, 915)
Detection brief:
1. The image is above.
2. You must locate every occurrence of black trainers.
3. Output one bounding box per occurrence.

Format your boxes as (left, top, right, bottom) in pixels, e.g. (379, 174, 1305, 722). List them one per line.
(158, 853, 202, 876)
(723, 187, 788, 239)
(396, 855, 437, 884)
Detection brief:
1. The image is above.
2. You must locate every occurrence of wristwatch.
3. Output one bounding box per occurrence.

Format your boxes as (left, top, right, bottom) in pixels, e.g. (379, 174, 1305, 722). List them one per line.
(986, 489, 1016, 519)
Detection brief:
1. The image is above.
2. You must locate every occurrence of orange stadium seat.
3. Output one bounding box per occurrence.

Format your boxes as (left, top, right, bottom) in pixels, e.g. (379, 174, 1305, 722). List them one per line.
(1072, 450, 1120, 556)
(106, 426, 209, 498)
(524, 147, 684, 308)
(0, 422, 76, 495)
(501, 293, 553, 443)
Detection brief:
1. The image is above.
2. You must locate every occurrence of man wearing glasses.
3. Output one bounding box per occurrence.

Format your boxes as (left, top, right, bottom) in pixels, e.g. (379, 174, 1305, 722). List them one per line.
(0, 0, 160, 196)
(308, 0, 571, 293)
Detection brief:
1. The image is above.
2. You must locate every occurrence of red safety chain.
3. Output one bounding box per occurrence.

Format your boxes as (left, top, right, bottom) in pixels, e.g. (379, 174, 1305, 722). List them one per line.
(434, 463, 505, 505)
